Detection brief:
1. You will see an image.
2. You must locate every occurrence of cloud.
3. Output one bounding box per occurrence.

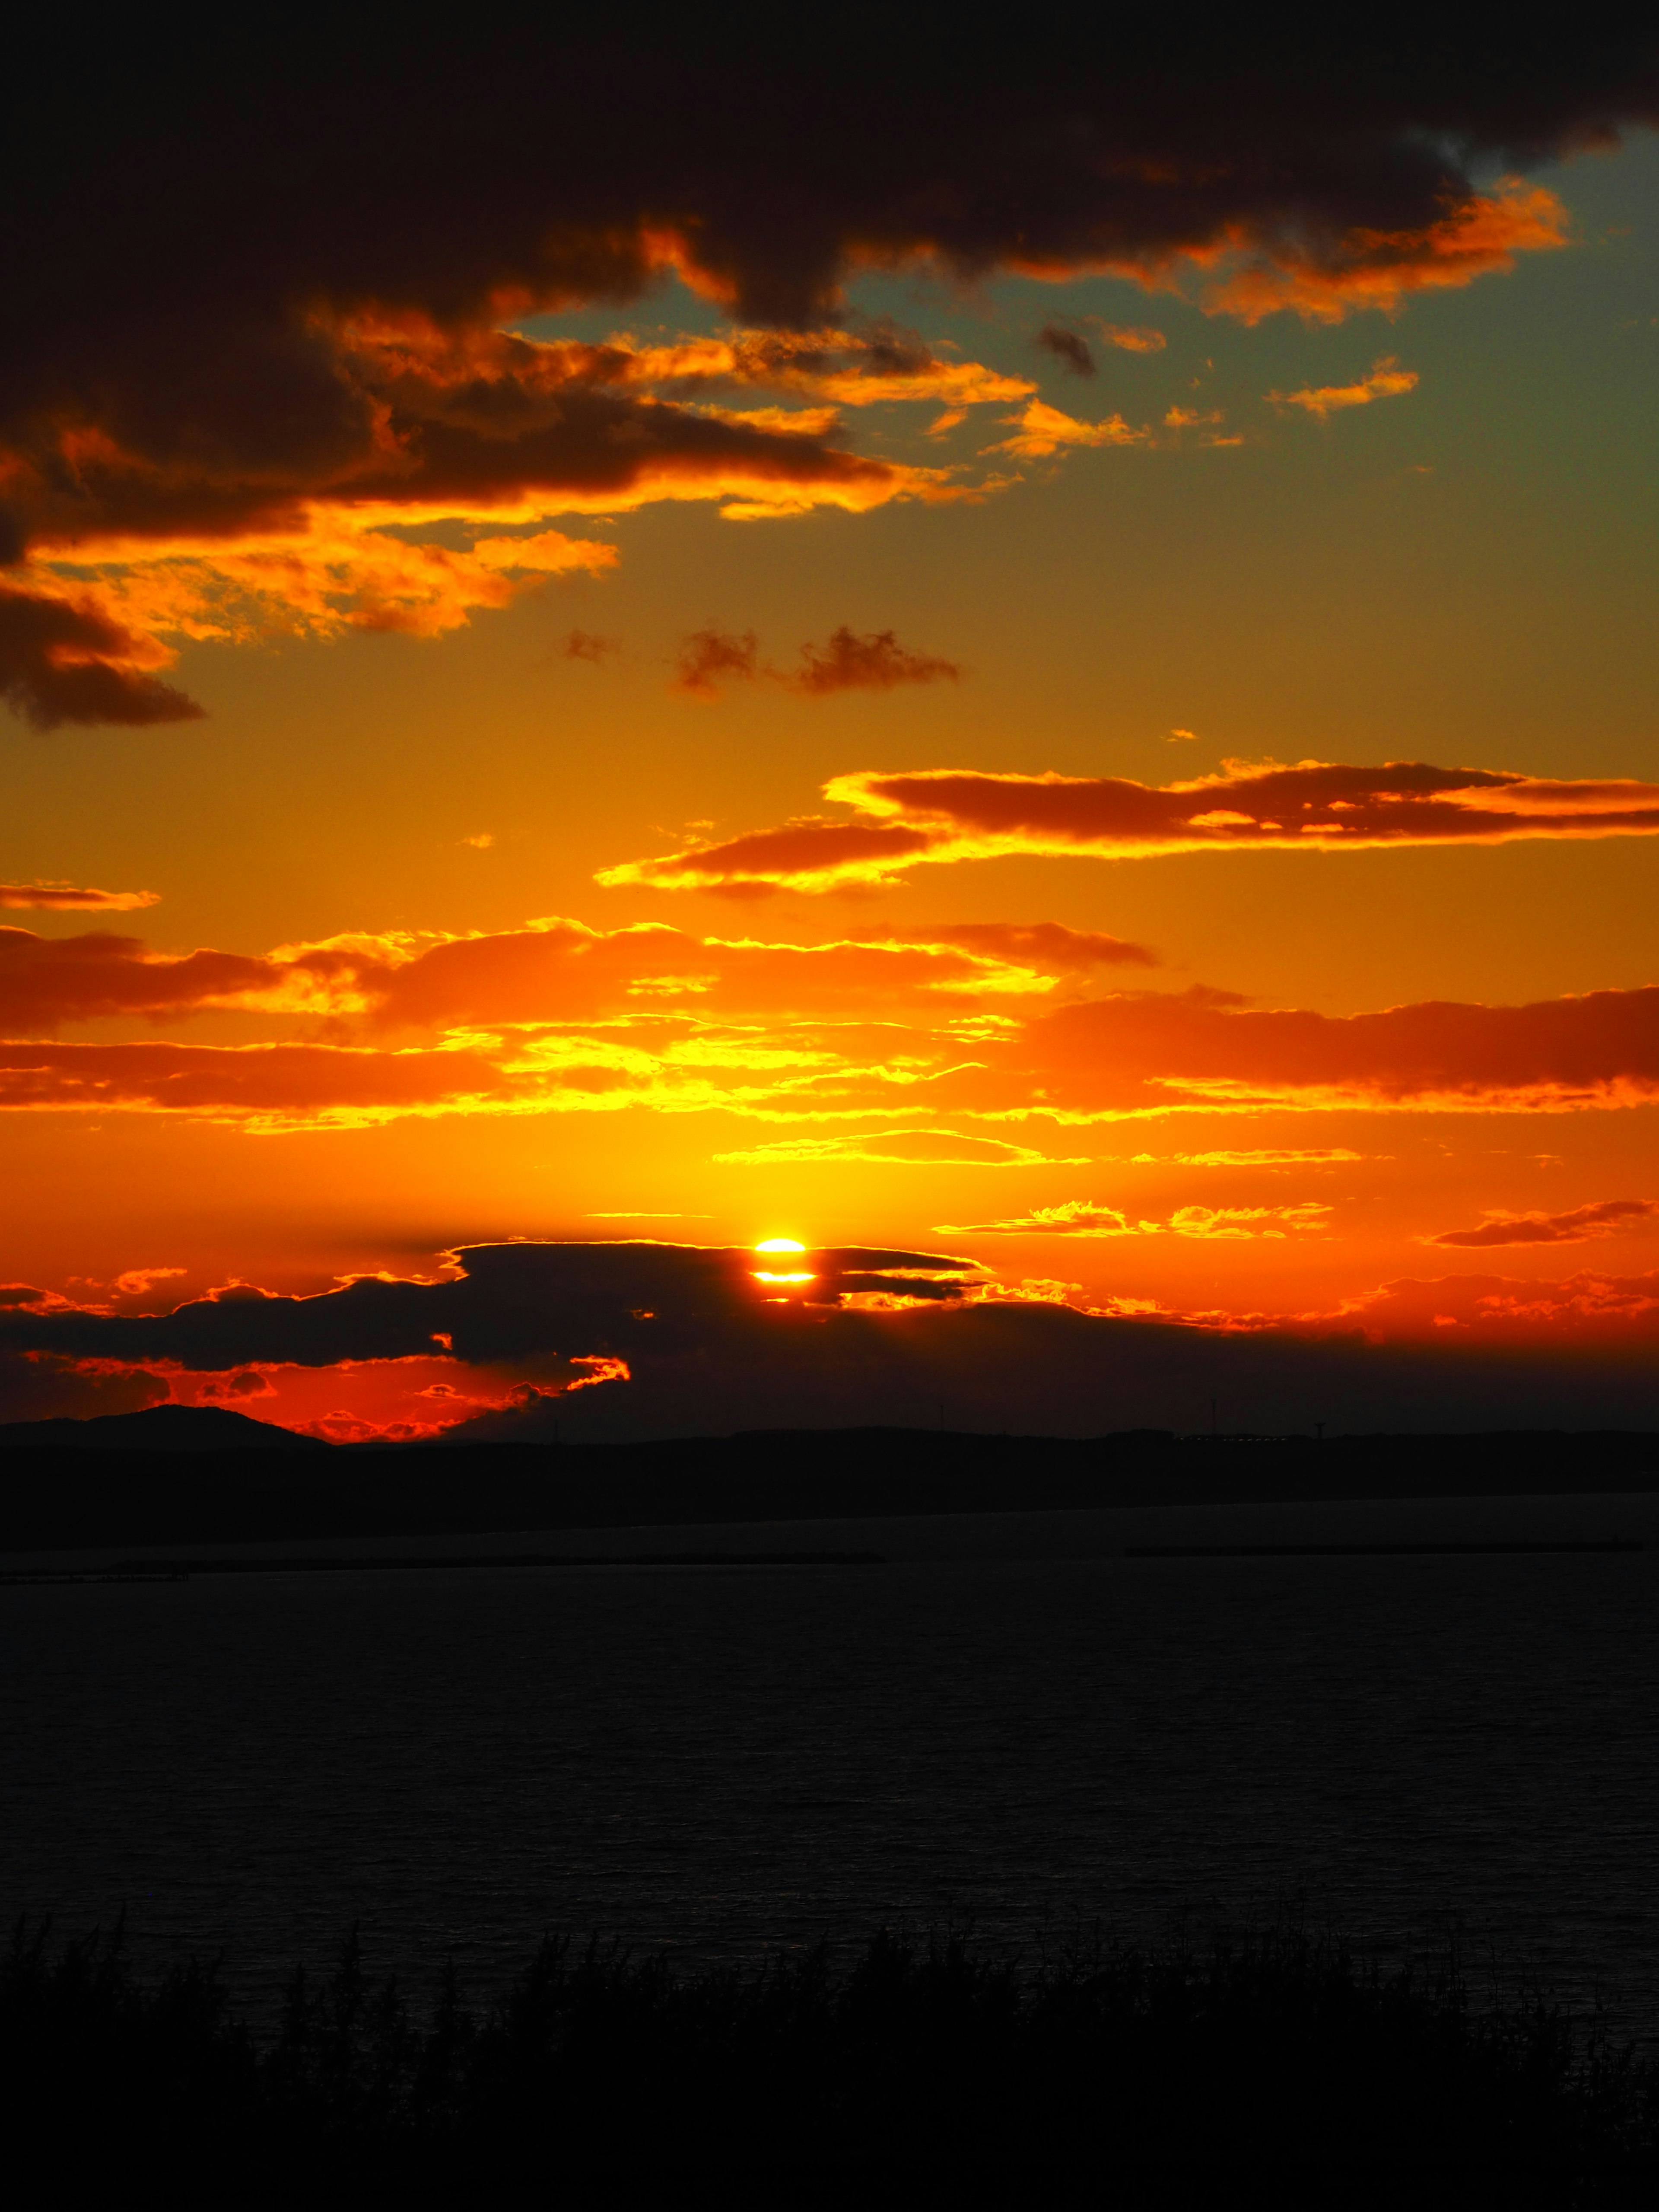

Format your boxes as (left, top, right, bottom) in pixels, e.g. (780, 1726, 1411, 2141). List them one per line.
(8, 27, 1640, 718)
(671, 625, 959, 699)
(563, 629, 619, 662)
(0, 913, 1155, 1043)
(597, 758, 1659, 894)
(13, 1236, 1659, 1438)
(0, 586, 205, 729)
(917, 922, 1157, 972)
(1036, 324, 1095, 376)
(1271, 356, 1420, 417)
(789, 627, 959, 695)
(713, 1131, 1090, 1168)
(0, 883, 158, 911)
(1431, 1199, 1659, 1248)
(0, 926, 289, 1028)
(971, 984, 1659, 1119)
(674, 626, 760, 698)
(1141, 1148, 1364, 1166)
(990, 401, 1147, 458)
(1087, 324, 1166, 354)
(934, 1199, 1330, 1238)
(6, 914, 1659, 1134)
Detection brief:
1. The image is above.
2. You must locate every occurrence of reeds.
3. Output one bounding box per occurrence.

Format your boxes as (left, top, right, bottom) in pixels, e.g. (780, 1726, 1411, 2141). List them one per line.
(3, 1917, 1654, 2201)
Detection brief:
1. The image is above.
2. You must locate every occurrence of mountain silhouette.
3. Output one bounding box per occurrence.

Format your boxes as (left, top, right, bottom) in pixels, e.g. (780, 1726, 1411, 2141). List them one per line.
(0, 1403, 326, 1452)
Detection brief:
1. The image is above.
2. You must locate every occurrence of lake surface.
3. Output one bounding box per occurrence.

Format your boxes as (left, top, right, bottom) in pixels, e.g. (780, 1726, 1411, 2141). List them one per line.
(5, 1488, 1659, 2030)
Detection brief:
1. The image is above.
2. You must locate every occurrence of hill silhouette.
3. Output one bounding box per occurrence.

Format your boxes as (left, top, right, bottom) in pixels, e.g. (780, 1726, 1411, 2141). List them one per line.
(0, 1403, 324, 1453)
(1, 1425, 1658, 1554)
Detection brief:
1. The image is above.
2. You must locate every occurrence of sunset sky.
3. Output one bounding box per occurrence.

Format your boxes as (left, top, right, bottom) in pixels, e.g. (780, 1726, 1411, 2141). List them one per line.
(6, 25, 1659, 1440)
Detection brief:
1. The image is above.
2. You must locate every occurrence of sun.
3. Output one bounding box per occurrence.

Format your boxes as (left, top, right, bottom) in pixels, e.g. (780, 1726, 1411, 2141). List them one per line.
(754, 1237, 806, 1254)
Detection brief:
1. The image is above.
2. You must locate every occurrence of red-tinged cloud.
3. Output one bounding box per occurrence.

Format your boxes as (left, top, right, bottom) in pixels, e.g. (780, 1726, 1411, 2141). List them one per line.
(1431, 1199, 1659, 1248)
(11, 1238, 1659, 1438)
(599, 759, 1659, 894)
(0, 585, 206, 729)
(5, 922, 1659, 1135)
(1344, 1268, 1659, 1341)
(933, 1199, 1330, 1238)
(0, 928, 288, 1028)
(969, 984, 1659, 1119)
(919, 922, 1156, 972)
(0, 1039, 516, 1128)
(8, 26, 1642, 718)
(0, 883, 158, 911)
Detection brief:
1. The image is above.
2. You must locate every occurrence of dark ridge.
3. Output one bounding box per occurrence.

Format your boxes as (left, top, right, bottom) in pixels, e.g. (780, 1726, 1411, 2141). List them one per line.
(0, 1549, 884, 1584)
(4, 1919, 1655, 2201)
(0, 1402, 326, 1452)
(2, 1427, 1658, 1555)
(1130, 1540, 1645, 1559)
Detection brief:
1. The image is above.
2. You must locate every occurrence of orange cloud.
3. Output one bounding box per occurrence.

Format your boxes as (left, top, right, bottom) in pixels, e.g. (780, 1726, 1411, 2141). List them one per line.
(0, 915, 1153, 1040)
(1087, 324, 1166, 353)
(969, 985, 1659, 1120)
(1210, 181, 1569, 324)
(990, 400, 1147, 458)
(713, 1131, 1089, 1169)
(598, 759, 1659, 894)
(1271, 357, 1419, 418)
(1431, 1198, 1659, 1248)
(4, 919, 1658, 1139)
(0, 585, 204, 730)
(934, 1199, 1330, 1238)
(0, 883, 158, 911)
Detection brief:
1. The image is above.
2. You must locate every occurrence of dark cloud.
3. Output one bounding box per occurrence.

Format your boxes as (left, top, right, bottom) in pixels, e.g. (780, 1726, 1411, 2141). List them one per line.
(6, 25, 1653, 716)
(789, 628, 959, 696)
(0, 1243, 983, 1375)
(1433, 1199, 1659, 1247)
(0, 928, 278, 1028)
(0, 588, 204, 729)
(673, 627, 761, 698)
(961, 983, 1659, 1117)
(0, 884, 158, 911)
(1036, 324, 1096, 377)
(563, 629, 619, 663)
(922, 922, 1157, 972)
(9, 1240, 1659, 1439)
(607, 760, 1659, 893)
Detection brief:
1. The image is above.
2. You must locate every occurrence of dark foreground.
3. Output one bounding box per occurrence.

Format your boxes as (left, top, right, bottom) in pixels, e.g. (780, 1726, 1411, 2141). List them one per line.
(5, 1424, 1659, 1553)
(6, 1923, 1656, 2207)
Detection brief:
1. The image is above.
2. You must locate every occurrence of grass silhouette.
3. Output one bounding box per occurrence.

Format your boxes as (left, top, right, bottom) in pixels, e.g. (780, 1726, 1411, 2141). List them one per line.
(4, 1916, 1655, 2203)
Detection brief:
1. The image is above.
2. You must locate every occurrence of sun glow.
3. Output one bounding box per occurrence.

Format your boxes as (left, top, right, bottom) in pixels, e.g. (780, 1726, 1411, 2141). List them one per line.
(754, 1237, 806, 1252)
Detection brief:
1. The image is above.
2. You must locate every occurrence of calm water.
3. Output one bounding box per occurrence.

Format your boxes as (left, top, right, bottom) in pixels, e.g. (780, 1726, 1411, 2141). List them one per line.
(5, 1489, 1659, 2028)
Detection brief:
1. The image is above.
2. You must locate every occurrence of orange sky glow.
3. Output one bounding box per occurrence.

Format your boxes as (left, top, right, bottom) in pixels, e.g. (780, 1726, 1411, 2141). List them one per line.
(6, 33, 1659, 1439)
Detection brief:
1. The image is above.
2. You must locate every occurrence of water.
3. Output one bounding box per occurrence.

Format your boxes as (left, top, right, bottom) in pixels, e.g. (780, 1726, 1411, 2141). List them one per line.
(4, 1489, 1659, 2030)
